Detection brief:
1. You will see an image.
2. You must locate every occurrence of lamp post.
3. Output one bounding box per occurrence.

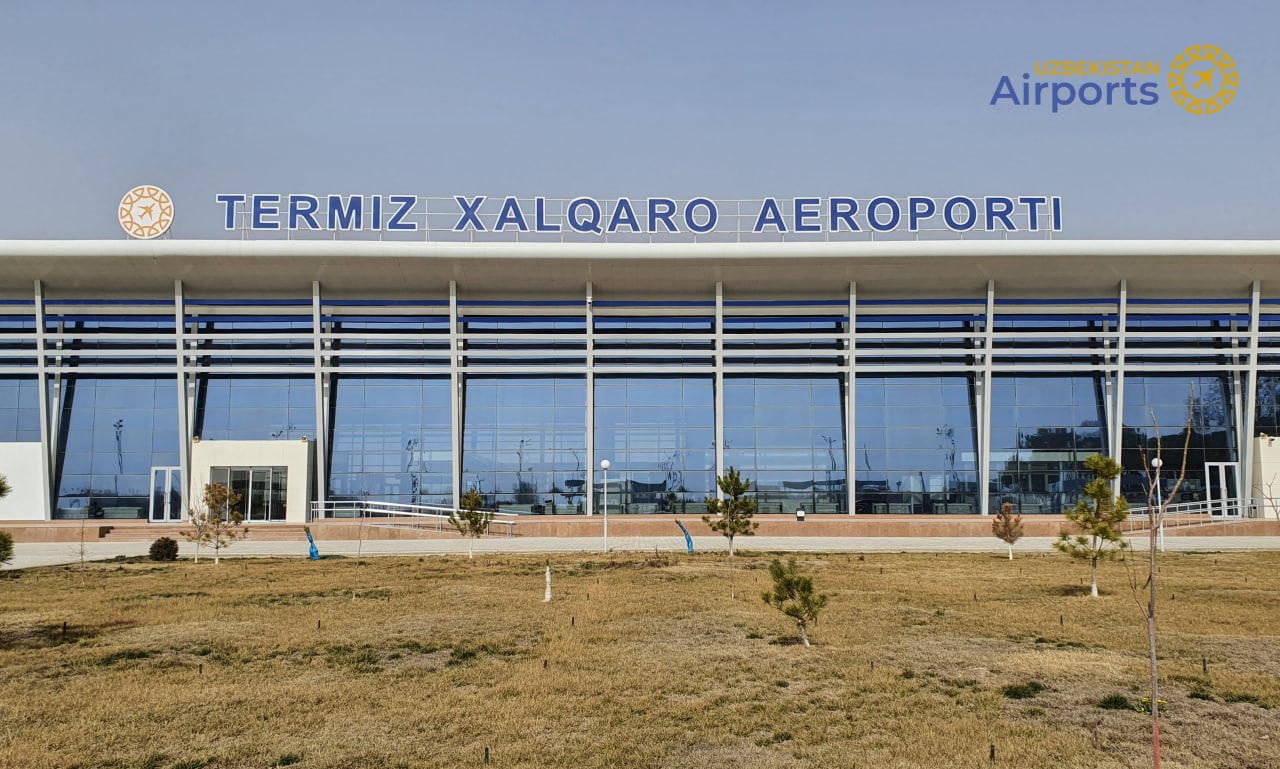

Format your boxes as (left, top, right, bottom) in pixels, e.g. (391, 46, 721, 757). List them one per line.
(1151, 457, 1164, 552)
(600, 459, 611, 553)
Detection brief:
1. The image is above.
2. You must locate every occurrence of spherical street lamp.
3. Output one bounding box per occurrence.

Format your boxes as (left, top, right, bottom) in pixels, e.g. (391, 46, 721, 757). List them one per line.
(1151, 457, 1164, 552)
(600, 459, 611, 553)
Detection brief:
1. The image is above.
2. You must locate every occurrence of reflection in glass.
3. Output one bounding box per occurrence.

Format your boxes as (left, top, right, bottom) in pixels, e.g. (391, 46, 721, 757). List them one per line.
(594, 376, 714, 513)
(462, 376, 585, 513)
(856, 377, 978, 514)
(723, 376, 847, 514)
(989, 376, 1107, 515)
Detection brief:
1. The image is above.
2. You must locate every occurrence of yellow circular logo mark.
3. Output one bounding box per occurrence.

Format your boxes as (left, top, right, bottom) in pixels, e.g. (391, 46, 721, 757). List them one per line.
(118, 185, 174, 239)
(1168, 44, 1237, 115)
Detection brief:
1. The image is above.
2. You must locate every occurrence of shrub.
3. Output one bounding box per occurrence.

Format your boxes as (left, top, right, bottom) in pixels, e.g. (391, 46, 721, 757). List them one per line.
(0, 529, 13, 566)
(1002, 681, 1047, 699)
(1098, 693, 1131, 710)
(149, 536, 179, 562)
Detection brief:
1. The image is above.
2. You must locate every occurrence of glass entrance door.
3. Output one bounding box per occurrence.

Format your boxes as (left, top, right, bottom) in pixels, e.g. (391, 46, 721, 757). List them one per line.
(149, 467, 183, 522)
(1204, 462, 1239, 517)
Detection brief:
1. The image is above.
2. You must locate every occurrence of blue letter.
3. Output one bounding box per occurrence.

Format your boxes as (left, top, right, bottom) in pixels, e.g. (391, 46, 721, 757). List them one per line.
(793, 197, 821, 232)
(866, 197, 900, 232)
(608, 198, 641, 233)
(252, 194, 280, 230)
(1052, 196, 1063, 231)
(494, 197, 529, 232)
(327, 195, 362, 230)
(989, 75, 1021, 106)
(753, 198, 787, 232)
(535, 197, 560, 232)
(829, 198, 859, 231)
(453, 196, 487, 232)
(685, 198, 717, 234)
(985, 196, 1016, 231)
(943, 197, 977, 231)
(387, 195, 417, 231)
(370, 196, 382, 230)
(288, 195, 320, 229)
(1138, 82, 1159, 105)
(568, 197, 602, 234)
(1018, 196, 1047, 230)
(1051, 82, 1075, 113)
(907, 197, 936, 231)
(648, 198, 678, 233)
(215, 194, 245, 230)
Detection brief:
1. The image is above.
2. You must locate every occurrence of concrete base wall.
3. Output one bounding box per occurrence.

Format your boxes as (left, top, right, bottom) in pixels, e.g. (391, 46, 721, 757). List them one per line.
(0, 442, 46, 521)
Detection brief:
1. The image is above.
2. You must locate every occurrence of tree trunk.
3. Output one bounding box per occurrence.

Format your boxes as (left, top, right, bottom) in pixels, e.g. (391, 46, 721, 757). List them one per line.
(1007, 543, 1013, 561)
(798, 622, 810, 648)
(1090, 556, 1099, 597)
(469, 540, 474, 559)
(1147, 513, 1163, 769)
(728, 537, 735, 557)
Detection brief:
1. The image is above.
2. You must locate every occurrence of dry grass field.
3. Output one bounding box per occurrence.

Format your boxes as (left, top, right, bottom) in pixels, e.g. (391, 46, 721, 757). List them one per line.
(0, 549, 1278, 769)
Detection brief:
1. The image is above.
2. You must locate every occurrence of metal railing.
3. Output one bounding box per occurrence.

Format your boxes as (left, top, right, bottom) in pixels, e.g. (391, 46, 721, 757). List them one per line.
(1121, 497, 1254, 541)
(309, 499, 521, 538)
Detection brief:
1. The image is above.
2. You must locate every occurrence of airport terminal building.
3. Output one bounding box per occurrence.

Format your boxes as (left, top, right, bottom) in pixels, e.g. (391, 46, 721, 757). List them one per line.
(1, 192, 1278, 525)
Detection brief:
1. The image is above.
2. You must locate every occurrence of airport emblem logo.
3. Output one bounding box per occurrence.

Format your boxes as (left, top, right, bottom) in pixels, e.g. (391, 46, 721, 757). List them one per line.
(1168, 45, 1237, 115)
(989, 44, 1238, 115)
(118, 185, 174, 239)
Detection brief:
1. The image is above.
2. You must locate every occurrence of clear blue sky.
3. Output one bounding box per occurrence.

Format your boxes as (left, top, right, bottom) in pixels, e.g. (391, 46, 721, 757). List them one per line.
(0, 0, 1274, 239)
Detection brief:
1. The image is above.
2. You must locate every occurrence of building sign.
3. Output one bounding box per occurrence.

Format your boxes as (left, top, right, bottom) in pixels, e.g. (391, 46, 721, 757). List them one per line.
(119, 185, 175, 239)
(214, 194, 1063, 237)
(989, 44, 1238, 115)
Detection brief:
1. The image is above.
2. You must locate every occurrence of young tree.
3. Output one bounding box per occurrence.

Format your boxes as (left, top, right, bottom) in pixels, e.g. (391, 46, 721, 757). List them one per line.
(450, 486, 493, 559)
(1054, 453, 1129, 597)
(0, 473, 10, 500)
(762, 557, 828, 647)
(184, 483, 248, 565)
(991, 502, 1024, 560)
(1127, 403, 1195, 769)
(703, 466, 758, 556)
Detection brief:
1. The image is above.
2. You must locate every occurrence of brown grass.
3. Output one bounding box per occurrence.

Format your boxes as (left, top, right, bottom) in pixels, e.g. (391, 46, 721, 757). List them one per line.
(1, 550, 1278, 769)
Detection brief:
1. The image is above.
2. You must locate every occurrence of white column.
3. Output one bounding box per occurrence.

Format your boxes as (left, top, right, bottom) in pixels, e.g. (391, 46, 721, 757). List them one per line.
(312, 281, 327, 511)
(1243, 280, 1262, 513)
(174, 280, 190, 518)
(449, 281, 461, 511)
(33, 280, 52, 519)
(979, 280, 995, 515)
(714, 282, 725, 495)
(846, 282, 856, 514)
(585, 282, 595, 516)
(1111, 281, 1128, 462)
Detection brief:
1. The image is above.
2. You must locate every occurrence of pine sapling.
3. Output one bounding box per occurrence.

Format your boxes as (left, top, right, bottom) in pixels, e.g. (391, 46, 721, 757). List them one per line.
(992, 502, 1024, 560)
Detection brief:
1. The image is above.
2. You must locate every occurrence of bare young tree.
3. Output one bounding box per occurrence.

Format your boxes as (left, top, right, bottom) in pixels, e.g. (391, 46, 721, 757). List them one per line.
(991, 502, 1024, 560)
(1127, 400, 1194, 769)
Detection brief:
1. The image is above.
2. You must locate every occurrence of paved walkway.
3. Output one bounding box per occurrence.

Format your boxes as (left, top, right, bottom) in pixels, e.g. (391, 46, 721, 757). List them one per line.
(8, 535, 1280, 569)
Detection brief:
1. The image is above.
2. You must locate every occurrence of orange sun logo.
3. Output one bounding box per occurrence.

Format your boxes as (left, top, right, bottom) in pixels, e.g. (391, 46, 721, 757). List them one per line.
(119, 185, 174, 239)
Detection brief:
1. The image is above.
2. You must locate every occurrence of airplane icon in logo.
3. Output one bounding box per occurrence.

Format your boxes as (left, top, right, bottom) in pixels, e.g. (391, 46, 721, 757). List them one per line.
(138, 203, 156, 221)
(1193, 69, 1214, 90)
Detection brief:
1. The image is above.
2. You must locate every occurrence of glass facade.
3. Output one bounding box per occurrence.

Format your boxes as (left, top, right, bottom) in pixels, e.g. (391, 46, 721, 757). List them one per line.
(328, 377, 453, 506)
(594, 376, 715, 513)
(52, 377, 179, 519)
(856, 377, 979, 514)
(0, 284, 1273, 521)
(462, 376, 586, 513)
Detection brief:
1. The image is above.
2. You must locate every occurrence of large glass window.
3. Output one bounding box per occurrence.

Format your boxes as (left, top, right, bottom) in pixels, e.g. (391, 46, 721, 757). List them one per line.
(855, 377, 978, 514)
(1122, 375, 1235, 503)
(990, 376, 1106, 515)
(462, 376, 585, 513)
(594, 376, 714, 513)
(723, 376, 846, 514)
(195, 376, 316, 441)
(52, 377, 179, 519)
(0, 377, 40, 443)
(328, 377, 453, 506)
